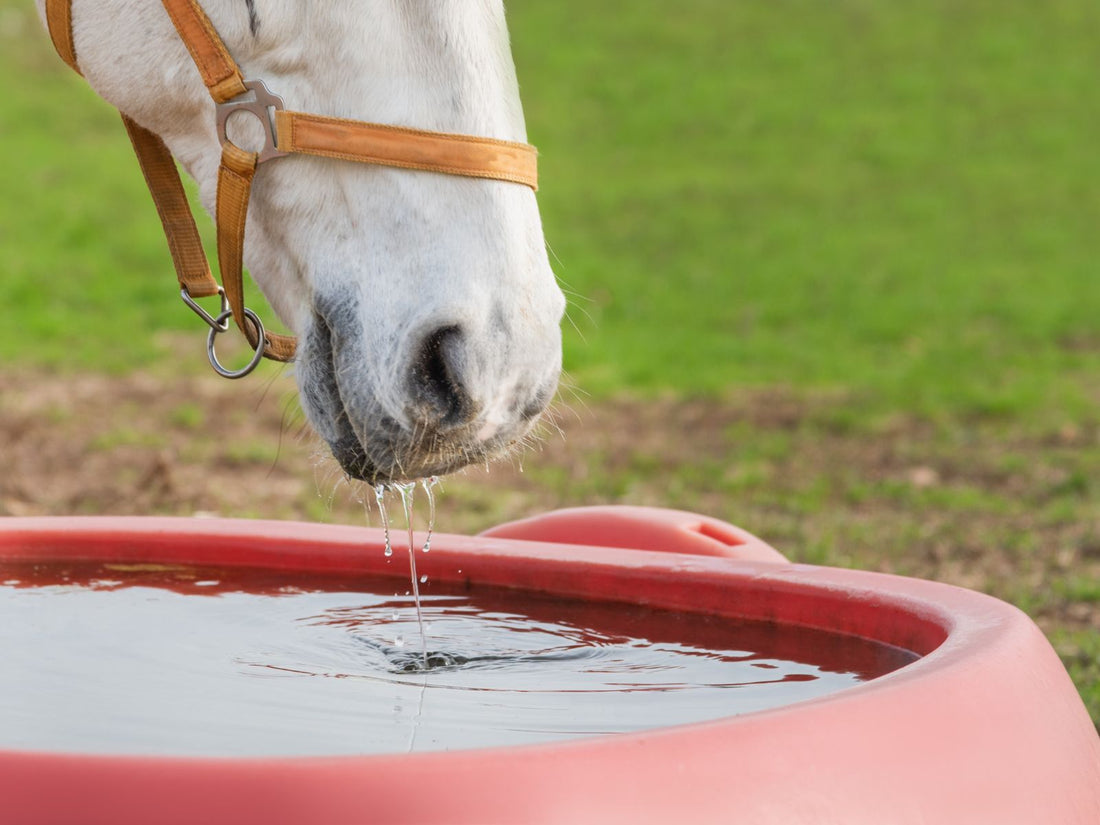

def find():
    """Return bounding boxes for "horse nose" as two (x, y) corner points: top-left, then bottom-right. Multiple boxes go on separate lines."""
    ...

(408, 325), (475, 429)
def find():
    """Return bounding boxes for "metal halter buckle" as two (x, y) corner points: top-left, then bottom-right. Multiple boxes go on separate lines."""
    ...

(215, 79), (289, 164)
(180, 287), (266, 378)
(180, 286), (231, 332)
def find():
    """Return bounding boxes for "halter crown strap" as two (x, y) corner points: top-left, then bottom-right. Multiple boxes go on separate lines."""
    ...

(43, 0), (539, 372)
(159, 0), (247, 103)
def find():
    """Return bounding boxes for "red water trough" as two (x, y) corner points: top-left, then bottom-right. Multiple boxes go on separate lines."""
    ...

(1, 506), (1097, 824)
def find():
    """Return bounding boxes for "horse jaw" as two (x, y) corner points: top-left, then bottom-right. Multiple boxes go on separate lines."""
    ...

(44, 0), (565, 484)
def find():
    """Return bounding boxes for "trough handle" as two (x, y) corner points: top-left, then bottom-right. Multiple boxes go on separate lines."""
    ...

(480, 506), (789, 563)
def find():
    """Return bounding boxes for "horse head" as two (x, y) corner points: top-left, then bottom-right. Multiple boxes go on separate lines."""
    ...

(38, 0), (564, 484)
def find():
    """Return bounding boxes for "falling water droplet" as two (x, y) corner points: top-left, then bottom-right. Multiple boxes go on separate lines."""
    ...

(420, 476), (439, 553)
(374, 484), (393, 558)
(419, 575), (428, 584)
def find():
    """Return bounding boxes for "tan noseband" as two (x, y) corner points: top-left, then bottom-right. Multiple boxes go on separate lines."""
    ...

(44, 0), (539, 375)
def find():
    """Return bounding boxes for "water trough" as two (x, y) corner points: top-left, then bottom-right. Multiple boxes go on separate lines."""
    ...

(1, 506), (1097, 823)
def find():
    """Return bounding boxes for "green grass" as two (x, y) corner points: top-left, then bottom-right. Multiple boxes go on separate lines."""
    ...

(1052, 629), (1100, 727)
(509, 0), (1100, 420)
(2, 0), (1098, 421)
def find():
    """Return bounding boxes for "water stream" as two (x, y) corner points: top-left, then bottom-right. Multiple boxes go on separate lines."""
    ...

(371, 479), (439, 669)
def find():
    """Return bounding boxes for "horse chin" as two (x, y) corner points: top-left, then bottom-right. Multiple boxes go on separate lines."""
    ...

(327, 428), (515, 486)
(319, 394), (532, 485)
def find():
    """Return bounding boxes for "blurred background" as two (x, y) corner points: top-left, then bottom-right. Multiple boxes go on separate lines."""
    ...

(0, 0), (1097, 724)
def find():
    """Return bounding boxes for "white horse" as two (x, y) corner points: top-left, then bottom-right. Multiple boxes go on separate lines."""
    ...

(36, 0), (565, 484)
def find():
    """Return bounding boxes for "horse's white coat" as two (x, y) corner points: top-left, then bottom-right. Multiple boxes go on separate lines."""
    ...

(37, 0), (564, 482)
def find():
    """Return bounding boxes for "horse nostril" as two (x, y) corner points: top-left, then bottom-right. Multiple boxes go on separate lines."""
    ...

(409, 325), (473, 428)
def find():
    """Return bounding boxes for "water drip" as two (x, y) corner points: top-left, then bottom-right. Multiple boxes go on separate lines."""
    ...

(373, 484), (393, 558)
(420, 476), (439, 553)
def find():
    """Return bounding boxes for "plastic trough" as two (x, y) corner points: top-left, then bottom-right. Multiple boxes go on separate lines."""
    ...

(0, 506), (1097, 824)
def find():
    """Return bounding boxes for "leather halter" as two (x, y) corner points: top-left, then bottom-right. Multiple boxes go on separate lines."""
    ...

(44, 0), (539, 376)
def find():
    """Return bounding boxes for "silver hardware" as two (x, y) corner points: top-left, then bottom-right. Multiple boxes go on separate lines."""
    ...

(180, 286), (232, 332)
(215, 79), (289, 164)
(206, 308), (267, 379)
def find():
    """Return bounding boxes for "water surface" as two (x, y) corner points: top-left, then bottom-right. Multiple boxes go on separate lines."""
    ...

(0, 561), (916, 756)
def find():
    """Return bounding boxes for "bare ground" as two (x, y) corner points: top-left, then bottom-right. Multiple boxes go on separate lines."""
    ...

(2, 369), (1098, 724)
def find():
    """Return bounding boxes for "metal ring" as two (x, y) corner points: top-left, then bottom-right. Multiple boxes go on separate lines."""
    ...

(206, 308), (267, 379)
(215, 79), (290, 165)
(181, 287), (231, 333)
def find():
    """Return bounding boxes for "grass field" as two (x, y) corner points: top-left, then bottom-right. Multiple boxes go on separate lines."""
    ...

(1, 1), (1097, 727)
(512, 0), (1100, 420)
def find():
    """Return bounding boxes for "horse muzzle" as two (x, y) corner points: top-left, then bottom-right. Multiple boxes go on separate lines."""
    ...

(296, 293), (560, 485)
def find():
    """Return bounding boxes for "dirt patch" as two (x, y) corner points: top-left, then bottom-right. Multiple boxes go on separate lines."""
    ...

(2, 369), (1098, 723)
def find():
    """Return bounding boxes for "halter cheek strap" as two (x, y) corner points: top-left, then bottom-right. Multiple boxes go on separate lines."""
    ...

(44, 0), (539, 375)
